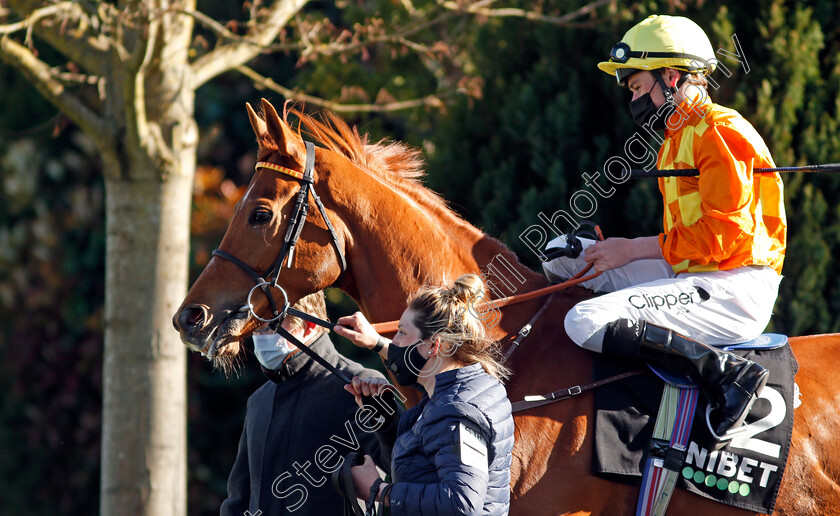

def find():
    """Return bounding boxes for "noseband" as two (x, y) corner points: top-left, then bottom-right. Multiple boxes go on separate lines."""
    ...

(211, 141), (347, 323)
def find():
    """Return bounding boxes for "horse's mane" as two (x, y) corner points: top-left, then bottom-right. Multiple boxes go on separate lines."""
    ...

(289, 109), (423, 180)
(272, 106), (541, 287)
(284, 108), (460, 219)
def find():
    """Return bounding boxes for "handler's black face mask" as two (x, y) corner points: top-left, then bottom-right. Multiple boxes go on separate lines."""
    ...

(385, 341), (429, 386)
(628, 74), (677, 131)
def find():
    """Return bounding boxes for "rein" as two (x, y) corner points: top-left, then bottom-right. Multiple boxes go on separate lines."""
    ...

(272, 311), (353, 384)
(371, 231), (605, 335)
(363, 224), (619, 413)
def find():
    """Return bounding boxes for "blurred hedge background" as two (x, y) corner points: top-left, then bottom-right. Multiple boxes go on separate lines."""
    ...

(2, 0), (840, 514)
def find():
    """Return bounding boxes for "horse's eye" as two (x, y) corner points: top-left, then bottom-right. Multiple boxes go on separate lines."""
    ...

(249, 208), (273, 225)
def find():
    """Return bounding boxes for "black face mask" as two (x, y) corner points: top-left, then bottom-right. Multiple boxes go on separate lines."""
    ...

(385, 341), (429, 386)
(628, 75), (677, 130)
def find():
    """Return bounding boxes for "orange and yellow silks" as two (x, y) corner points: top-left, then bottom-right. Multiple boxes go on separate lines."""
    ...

(656, 96), (786, 274)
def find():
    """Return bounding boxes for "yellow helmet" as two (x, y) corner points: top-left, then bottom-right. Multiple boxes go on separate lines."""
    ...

(598, 15), (716, 85)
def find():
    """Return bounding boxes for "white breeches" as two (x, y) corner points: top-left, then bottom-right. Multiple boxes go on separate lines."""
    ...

(543, 237), (782, 352)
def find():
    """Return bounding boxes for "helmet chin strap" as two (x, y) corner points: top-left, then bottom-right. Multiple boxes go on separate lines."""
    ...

(654, 72), (679, 104)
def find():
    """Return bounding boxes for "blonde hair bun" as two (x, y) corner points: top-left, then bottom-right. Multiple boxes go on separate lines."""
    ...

(408, 274), (509, 380)
(446, 274), (486, 306)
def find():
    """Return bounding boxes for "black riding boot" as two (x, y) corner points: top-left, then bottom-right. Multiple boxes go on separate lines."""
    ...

(602, 318), (769, 437)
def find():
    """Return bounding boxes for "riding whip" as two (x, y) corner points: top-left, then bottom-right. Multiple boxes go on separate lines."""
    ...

(629, 163), (840, 178)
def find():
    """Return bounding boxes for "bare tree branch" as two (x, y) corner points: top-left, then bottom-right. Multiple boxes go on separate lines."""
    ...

(183, 5), (462, 64)
(184, 0), (604, 71)
(398, 0), (418, 16)
(301, 10), (459, 58)
(236, 65), (446, 113)
(190, 0), (310, 90)
(127, 6), (162, 162)
(181, 6), (270, 49)
(49, 67), (100, 84)
(0, 35), (108, 145)
(6, 0), (109, 74)
(180, 7), (301, 52)
(441, 0), (613, 26)
(0, 2), (66, 35)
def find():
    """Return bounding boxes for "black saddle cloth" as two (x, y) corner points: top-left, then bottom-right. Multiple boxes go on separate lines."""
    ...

(592, 344), (798, 514)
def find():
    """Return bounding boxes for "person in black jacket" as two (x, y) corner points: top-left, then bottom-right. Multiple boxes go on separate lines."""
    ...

(220, 291), (385, 516)
(334, 274), (514, 516)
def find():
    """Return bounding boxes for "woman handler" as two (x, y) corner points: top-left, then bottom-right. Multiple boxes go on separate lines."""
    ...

(334, 274), (514, 515)
(544, 15), (786, 438)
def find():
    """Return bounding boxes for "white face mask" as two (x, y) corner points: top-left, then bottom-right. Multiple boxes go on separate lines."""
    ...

(253, 332), (294, 371)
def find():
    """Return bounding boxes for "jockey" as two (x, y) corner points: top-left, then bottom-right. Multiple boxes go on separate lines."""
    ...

(546, 15), (786, 437)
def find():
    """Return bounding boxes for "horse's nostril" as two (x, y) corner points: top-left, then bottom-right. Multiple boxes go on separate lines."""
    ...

(176, 305), (207, 332)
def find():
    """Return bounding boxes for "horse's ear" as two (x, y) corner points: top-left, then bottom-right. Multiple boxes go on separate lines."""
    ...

(246, 102), (267, 141)
(261, 98), (305, 163)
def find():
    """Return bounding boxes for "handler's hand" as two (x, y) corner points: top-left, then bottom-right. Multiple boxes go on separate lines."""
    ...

(334, 311), (380, 350)
(344, 375), (393, 408)
(583, 237), (634, 272)
(350, 455), (381, 500)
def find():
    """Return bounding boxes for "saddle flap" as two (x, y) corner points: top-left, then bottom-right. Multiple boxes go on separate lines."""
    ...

(722, 333), (788, 351)
(647, 365), (696, 389)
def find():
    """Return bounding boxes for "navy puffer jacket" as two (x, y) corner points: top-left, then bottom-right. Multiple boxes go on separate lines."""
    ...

(378, 362), (514, 516)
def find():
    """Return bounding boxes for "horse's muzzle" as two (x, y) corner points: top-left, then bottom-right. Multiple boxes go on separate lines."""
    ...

(173, 304), (209, 334)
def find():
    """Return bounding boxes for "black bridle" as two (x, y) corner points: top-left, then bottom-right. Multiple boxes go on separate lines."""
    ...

(212, 141), (346, 320)
(210, 141), (352, 381)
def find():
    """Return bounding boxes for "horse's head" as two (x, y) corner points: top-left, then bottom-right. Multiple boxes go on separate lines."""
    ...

(173, 99), (347, 364)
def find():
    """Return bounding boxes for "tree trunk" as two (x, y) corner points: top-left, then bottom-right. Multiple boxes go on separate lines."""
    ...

(100, 160), (193, 515)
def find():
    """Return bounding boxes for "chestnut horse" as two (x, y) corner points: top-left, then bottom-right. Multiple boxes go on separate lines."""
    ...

(174, 99), (840, 515)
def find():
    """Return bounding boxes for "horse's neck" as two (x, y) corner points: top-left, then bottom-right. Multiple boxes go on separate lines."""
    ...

(332, 169), (545, 324)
